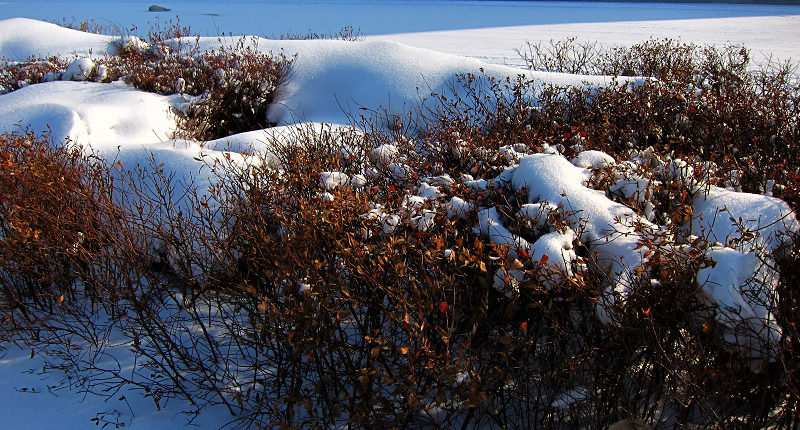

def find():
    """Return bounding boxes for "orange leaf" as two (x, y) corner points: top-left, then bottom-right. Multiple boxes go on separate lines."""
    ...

(539, 254), (549, 264)
(398, 346), (409, 355)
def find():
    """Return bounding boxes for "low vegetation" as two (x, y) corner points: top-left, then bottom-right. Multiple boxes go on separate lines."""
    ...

(0, 26), (798, 429)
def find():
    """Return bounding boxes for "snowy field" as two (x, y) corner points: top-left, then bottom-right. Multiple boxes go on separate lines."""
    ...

(1, 1), (799, 428)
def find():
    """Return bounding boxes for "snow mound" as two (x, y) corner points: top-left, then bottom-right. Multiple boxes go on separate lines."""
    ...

(572, 150), (615, 169)
(0, 81), (176, 150)
(509, 153), (648, 297)
(0, 18), (117, 61)
(698, 247), (781, 367)
(186, 36), (623, 126)
(692, 186), (800, 253)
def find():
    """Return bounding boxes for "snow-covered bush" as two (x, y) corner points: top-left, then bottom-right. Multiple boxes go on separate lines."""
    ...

(0, 56), (68, 94)
(0, 20), (292, 140)
(100, 25), (292, 140)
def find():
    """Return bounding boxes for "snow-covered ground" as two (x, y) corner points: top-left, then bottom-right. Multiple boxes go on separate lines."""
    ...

(1, 2), (799, 427)
(373, 15), (800, 68)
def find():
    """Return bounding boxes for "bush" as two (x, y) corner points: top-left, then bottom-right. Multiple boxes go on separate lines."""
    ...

(0, 129), (119, 342)
(505, 38), (800, 210)
(276, 25), (363, 41)
(0, 56), (69, 94)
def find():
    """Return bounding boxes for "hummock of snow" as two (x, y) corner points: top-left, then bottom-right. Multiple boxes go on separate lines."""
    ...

(62, 57), (95, 81)
(0, 80), (176, 150)
(572, 150), (615, 169)
(509, 153), (648, 297)
(189, 35), (621, 126)
(320, 171), (350, 190)
(0, 18), (117, 61)
(697, 247), (781, 367)
(692, 185), (800, 253)
(530, 228), (580, 283)
(447, 196), (473, 220)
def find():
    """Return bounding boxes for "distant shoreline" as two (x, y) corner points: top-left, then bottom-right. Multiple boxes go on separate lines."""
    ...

(492, 0), (800, 4)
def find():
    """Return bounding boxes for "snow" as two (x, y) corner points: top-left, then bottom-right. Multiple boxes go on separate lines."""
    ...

(196, 37), (613, 126)
(320, 171), (350, 190)
(530, 228), (580, 285)
(573, 150), (615, 170)
(375, 15), (800, 69)
(692, 185), (800, 253)
(510, 153), (647, 294)
(697, 247), (781, 367)
(0, 80), (176, 149)
(1, 4), (799, 427)
(0, 18), (117, 61)
(62, 57), (95, 81)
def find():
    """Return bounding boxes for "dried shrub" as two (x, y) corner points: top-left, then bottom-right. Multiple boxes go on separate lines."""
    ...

(508, 38), (800, 211)
(405, 40), (800, 427)
(100, 24), (292, 141)
(0, 129), (118, 340)
(276, 25), (363, 41)
(0, 56), (69, 94)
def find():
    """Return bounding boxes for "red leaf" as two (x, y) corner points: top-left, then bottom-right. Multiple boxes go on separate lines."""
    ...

(437, 301), (449, 313)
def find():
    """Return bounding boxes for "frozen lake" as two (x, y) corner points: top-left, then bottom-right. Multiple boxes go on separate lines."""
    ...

(1, 0), (799, 37)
